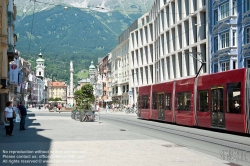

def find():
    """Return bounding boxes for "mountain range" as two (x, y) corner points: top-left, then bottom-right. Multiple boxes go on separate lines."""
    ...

(14, 0), (154, 84)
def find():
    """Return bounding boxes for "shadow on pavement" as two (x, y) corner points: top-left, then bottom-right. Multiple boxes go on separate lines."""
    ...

(0, 112), (51, 166)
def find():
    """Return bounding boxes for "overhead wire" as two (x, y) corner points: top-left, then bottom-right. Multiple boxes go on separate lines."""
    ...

(109, 1), (247, 80)
(24, 1), (247, 82)
(27, 0), (36, 55)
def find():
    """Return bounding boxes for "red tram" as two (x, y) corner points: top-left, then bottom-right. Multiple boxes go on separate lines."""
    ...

(137, 68), (250, 134)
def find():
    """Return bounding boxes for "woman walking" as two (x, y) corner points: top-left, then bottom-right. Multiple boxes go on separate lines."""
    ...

(4, 101), (14, 136)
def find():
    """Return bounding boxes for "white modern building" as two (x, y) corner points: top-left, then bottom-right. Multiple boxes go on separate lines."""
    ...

(110, 21), (139, 106)
(129, 0), (209, 104)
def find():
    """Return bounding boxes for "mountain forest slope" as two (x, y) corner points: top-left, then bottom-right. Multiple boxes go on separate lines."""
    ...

(15, 6), (144, 83)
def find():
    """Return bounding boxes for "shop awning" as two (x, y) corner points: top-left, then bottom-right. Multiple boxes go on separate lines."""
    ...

(104, 99), (112, 102)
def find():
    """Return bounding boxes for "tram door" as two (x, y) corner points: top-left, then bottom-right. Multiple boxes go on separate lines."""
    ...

(158, 93), (165, 120)
(210, 87), (225, 128)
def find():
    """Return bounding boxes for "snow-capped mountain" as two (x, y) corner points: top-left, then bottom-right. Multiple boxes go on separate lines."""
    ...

(15, 0), (154, 16)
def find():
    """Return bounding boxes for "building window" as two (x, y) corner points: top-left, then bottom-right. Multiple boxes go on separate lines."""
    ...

(247, 59), (250, 68)
(246, 0), (250, 12)
(233, 31), (236, 46)
(214, 10), (218, 25)
(214, 63), (218, 73)
(220, 3), (229, 19)
(214, 37), (218, 52)
(221, 32), (229, 48)
(39, 72), (41, 76)
(232, 0), (237, 15)
(246, 27), (250, 44)
(221, 62), (230, 71)
(233, 61), (236, 69)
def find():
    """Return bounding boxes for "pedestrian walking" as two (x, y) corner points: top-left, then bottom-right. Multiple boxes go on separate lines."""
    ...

(18, 101), (27, 131)
(112, 104), (114, 113)
(106, 104), (109, 114)
(4, 101), (15, 136)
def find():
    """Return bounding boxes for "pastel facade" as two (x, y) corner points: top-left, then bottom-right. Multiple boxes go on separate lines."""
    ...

(210, 0), (250, 72)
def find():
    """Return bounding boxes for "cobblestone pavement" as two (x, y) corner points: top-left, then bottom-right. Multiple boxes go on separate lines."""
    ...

(0, 108), (231, 166)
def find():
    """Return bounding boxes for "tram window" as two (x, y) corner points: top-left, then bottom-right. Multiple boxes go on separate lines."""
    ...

(227, 82), (241, 113)
(165, 93), (171, 110)
(199, 90), (208, 112)
(152, 93), (157, 109)
(137, 96), (141, 109)
(211, 87), (224, 113)
(142, 95), (149, 109)
(177, 92), (191, 110)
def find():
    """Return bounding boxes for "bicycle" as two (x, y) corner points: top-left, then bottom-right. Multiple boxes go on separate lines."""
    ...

(80, 112), (95, 122)
(125, 107), (131, 114)
(118, 107), (123, 112)
(130, 107), (134, 114)
(134, 108), (138, 115)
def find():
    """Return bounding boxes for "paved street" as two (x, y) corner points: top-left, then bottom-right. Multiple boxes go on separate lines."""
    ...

(0, 108), (248, 166)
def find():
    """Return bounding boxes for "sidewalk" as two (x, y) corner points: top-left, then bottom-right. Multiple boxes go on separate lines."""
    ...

(0, 108), (230, 166)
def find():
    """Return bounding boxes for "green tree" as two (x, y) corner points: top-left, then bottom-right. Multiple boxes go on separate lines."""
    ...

(74, 84), (95, 111)
(54, 98), (62, 101)
(48, 98), (54, 101)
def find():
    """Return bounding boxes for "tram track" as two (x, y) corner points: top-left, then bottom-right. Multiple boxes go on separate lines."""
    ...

(101, 115), (250, 152)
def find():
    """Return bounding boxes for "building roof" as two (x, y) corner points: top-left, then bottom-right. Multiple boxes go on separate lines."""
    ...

(49, 82), (67, 87)
(98, 58), (103, 63)
(36, 58), (45, 62)
(89, 61), (95, 70)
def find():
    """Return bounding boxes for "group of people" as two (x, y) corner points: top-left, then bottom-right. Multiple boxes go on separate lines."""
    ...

(4, 101), (27, 136)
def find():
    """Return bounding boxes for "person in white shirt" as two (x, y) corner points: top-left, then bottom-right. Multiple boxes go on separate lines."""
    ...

(235, 101), (240, 108)
(106, 104), (109, 114)
(4, 101), (14, 136)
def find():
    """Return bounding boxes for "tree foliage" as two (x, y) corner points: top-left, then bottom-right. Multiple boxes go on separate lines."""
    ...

(48, 97), (62, 101)
(74, 84), (95, 111)
(54, 97), (62, 101)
